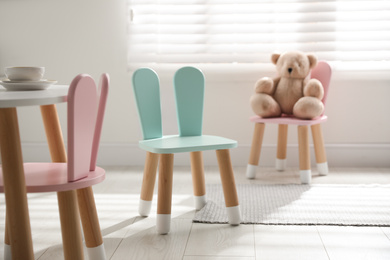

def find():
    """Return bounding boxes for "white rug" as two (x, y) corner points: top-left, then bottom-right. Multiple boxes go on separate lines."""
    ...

(193, 184), (390, 226)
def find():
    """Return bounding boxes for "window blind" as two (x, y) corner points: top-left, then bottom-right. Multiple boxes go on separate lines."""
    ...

(127, 0), (390, 72)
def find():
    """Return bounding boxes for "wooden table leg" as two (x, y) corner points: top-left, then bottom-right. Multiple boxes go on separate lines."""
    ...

(40, 104), (67, 162)
(4, 213), (11, 259)
(41, 104), (84, 260)
(0, 107), (34, 259)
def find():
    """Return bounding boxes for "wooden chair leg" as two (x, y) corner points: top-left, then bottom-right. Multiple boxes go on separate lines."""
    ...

(57, 190), (84, 260)
(0, 108), (34, 260)
(139, 152), (159, 216)
(190, 151), (206, 210)
(77, 187), (106, 260)
(298, 125), (311, 184)
(156, 154), (174, 234)
(247, 123), (265, 179)
(311, 124), (328, 176)
(216, 149), (241, 225)
(41, 104), (84, 259)
(276, 124), (288, 171)
(4, 213), (11, 260)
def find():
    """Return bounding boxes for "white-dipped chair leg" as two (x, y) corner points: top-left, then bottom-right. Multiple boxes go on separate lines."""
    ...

(190, 151), (207, 211)
(317, 162), (328, 176)
(226, 205), (241, 226)
(139, 199), (152, 217)
(247, 123), (265, 179)
(275, 158), (287, 171)
(300, 170), (312, 184)
(4, 244), (11, 260)
(156, 214), (171, 235)
(87, 243), (106, 260)
(216, 149), (241, 226)
(194, 195), (206, 210)
(156, 154), (174, 235)
(246, 164), (257, 179)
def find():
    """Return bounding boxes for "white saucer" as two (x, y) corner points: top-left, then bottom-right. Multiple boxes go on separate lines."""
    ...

(1, 78), (50, 83)
(0, 79), (57, 91)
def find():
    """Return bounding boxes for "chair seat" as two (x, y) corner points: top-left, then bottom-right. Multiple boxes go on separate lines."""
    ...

(250, 114), (328, 126)
(139, 134), (237, 154)
(0, 163), (105, 193)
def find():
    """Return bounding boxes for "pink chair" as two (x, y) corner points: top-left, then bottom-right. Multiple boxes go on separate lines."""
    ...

(246, 61), (332, 184)
(0, 74), (109, 259)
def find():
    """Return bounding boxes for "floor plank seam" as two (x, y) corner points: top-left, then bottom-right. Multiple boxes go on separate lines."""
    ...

(316, 226), (331, 260)
(252, 224), (257, 259)
(182, 220), (194, 258)
(380, 227), (390, 241)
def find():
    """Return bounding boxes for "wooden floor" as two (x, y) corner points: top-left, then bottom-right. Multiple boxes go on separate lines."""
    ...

(1, 166), (390, 260)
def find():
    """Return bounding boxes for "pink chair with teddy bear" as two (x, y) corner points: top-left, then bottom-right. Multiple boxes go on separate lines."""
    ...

(246, 51), (332, 184)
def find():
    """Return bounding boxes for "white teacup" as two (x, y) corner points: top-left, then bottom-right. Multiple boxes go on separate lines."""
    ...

(5, 67), (45, 81)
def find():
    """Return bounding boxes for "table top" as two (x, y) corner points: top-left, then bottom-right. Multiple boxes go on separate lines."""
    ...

(0, 85), (69, 108)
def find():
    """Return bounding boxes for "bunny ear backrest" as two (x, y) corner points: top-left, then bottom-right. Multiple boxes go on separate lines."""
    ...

(90, 73), (109, 171)
(310, 61), (332, 107)
(132, 68), (163, 140)
(68, 74), (98, 181)
(174, 67), (205, 136)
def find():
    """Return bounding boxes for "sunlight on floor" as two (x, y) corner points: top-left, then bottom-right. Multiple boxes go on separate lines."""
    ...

(0, 166), (389, 259)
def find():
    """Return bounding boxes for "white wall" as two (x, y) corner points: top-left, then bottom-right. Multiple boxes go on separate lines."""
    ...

(1, 0), (389, 167)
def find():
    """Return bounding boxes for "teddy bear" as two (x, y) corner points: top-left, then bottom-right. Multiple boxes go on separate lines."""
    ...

(250, 51), (324, 120)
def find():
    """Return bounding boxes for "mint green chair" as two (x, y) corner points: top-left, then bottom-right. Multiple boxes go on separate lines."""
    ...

(132, 67), (241, 234)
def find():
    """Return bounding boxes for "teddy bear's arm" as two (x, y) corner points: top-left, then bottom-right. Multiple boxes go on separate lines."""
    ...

(254, 76), (280, 95)
(303, 79), (324, 100)
(273, 77), (280, 91)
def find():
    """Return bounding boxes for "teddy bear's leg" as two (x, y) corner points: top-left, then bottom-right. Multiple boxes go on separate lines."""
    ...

(250, 93), (281, 118)
(276, 124), (288, 171)
(298, 125), (311, 184)
(293, 97), (324, 120)
(246, 123), (265, 179)
(311, 124), (328, 176)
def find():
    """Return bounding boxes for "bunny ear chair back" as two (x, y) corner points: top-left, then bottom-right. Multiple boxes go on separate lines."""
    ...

(1, 73), (110, 260)
(132, 67), (241, 234)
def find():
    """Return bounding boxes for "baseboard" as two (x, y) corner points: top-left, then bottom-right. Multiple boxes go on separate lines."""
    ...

(16, 142), (390, 168)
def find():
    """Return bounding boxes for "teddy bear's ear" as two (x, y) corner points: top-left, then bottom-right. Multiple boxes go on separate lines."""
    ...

(307, 54), (318, 69)
(271, 53), (281, 65)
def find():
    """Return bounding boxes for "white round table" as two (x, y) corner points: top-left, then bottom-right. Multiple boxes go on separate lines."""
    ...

(0, 85), (68, 108)
(0, 85), (75, 259)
